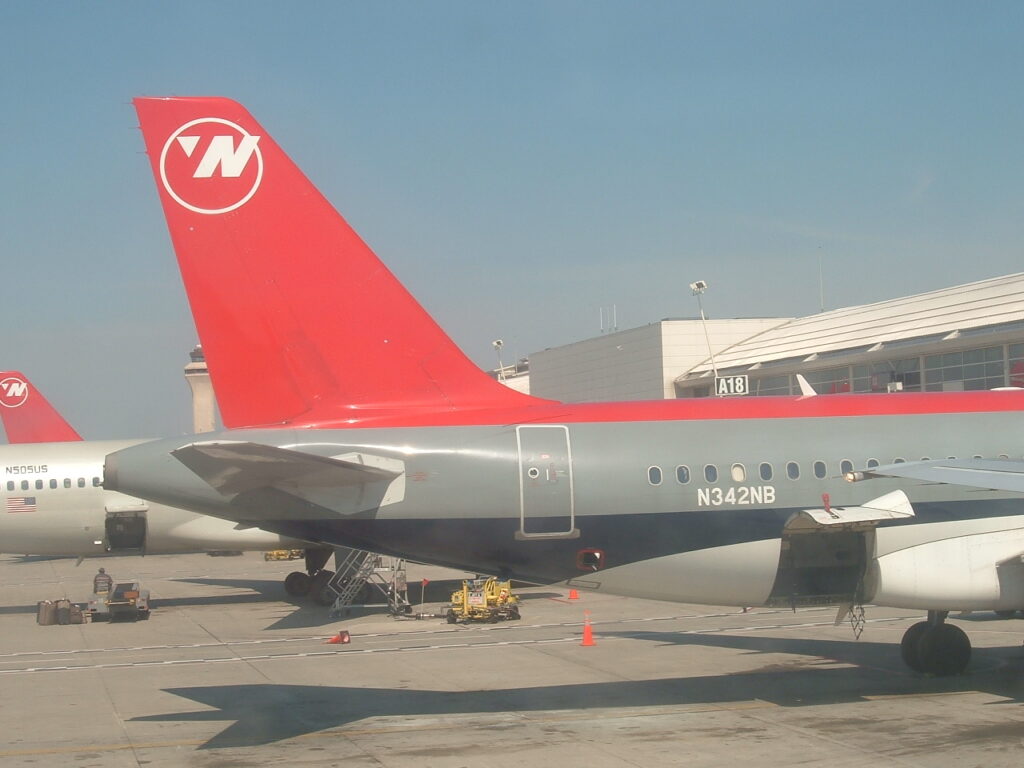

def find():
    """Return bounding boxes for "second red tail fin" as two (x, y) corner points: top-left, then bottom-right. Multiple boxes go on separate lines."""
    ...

(0, 372), (83, 443)
(133, 97), (546, 428)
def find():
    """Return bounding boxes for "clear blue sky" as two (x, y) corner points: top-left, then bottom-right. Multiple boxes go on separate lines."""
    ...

(2, 2), (1023, 438)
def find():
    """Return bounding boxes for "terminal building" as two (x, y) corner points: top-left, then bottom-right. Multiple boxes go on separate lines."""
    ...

(511, 273), (1024, 401)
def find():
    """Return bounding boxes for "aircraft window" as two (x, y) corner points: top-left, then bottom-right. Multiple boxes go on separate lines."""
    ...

(92, 477), (101, 487)
(675, 465), (690, 484)
(704, 464), (718, 483)
(77, 478), (85, 488)
(786, 462), (800, 480)
(972, 454), (983, 459)
(866, 458), (879, 468)
(840, 459), (853, 475)
(893, 458), (906, 464)
(647, 466), (663, 486)
(35, 479), (43, 490)
(63, 478), (71, 488)
(5, 481), (12, 491)
(920, 457), (930, 462)
(947, 456), (956, 460)
(20, 480), (29, 491)
(813, 461), (826, 479)
(999, 454), (1009, 459)
(731, 463), (746, 482)
(49, 479), (57, 489)
(759, 462), (773, 481)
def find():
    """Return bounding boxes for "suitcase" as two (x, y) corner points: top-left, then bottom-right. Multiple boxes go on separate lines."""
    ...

(69, 604), (84, 625)
(55, 598), (72, 626)
(36, 600), (56, 626)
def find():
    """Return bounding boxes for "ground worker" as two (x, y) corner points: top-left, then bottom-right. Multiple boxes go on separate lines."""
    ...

(93, 567), (113, 594)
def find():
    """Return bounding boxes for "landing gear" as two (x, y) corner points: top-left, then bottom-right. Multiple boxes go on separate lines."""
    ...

(900, 611), (971, 676)
(284, 571), (312, 597)
(309, 569), (336, 606)
(283, 548), (334, 600)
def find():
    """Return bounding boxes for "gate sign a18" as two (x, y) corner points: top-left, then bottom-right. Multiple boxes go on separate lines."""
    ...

(715, 375), (749, 396)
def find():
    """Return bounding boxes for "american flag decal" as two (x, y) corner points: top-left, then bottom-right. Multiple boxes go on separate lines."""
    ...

(6, 496), (37, 513)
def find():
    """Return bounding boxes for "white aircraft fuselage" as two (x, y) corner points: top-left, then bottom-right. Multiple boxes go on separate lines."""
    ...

(2, 439), (299, 557)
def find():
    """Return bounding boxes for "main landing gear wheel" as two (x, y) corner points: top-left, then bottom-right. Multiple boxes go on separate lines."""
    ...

(900, 621), (930, 672)
(284, 571), (312, 597)
(900, 619), (971, 676)
(310, 570), (336, 606)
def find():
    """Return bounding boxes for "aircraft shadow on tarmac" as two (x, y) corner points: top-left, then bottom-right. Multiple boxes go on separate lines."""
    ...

(133, 632), (1024, 750)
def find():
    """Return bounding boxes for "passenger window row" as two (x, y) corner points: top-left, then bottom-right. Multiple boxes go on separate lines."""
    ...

(646, 456), (1004, 486)
(5, 477), (100, 492)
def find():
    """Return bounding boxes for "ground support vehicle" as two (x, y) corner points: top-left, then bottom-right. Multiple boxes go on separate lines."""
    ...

(446, 578), (520, 623)
(88, 581), (150, 622)
(264, 549), (305, 561)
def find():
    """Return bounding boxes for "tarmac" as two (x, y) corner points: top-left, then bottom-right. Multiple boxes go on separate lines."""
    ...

(1, 551), (1023, 767)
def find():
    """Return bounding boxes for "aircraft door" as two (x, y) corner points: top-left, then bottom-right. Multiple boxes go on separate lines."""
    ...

(515, 425), (579, 540)
(105, 511), (147, 552)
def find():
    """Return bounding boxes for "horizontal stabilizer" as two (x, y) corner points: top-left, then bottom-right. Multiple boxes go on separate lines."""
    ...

(171, 441), (401, 497)
(854, 458), (1024, 494)
(789, 490), (914, 531)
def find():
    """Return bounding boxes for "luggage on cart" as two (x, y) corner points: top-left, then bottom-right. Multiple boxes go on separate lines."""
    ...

(36, 600), (56, 626)
(55, 598), (72, 625)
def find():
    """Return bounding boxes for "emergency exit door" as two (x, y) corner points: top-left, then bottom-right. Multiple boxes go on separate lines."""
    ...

(515, 425), (578, 540)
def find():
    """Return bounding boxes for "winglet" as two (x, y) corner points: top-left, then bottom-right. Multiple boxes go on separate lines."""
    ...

(0, 371), (83, 443)
(132, 97), (548, 429)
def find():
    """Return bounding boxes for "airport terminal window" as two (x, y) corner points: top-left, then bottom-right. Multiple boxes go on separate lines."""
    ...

(49, 479), (57, 489)
(854, 358), (921, 393)
(840, 459), (854, 475)
(77, 478), (85, 488)
(647, 466), (663, 486)
(704, 464), (718, 483)
(925, 347), (1004, 391)
(731, 463), (746, 482)
(805, 367), (851, 395)
(675, 465), (690, 484)
(813, 461), (826, 479)
(786, 461), (800, 480)
(759, 462), (773, 481)
(753, 375), (791, 396)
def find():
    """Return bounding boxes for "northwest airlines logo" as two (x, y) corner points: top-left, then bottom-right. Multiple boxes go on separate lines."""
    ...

(159, 118), (263, 214)
(0, 377), (28, 408)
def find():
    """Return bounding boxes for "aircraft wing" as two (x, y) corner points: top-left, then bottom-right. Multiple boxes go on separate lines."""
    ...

(172, 441), (402, 496)
(853, 458), (1024, 494)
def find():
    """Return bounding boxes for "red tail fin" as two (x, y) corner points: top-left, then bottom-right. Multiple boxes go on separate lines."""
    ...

(0, 372), (83, 443)
(133, 97), (544, 428)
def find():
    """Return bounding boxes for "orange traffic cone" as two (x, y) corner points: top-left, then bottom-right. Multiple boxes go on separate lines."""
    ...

(568, 589), (579, 600)
(324, 630), (351, 645)
(580, 611), (595, 647)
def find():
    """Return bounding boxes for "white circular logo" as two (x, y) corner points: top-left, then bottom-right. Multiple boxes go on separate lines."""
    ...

(0, 376), (29, 408)
(159, 117), (263, 215)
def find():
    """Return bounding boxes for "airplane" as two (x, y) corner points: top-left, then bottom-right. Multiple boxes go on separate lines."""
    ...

(0, 370), (335, 599)
(103, 96), (1024, 676)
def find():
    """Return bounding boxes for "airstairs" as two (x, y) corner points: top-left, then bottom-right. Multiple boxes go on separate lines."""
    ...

(327, 547), (410, 617)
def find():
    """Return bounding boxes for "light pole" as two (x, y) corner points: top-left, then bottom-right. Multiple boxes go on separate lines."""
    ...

(493, 339), (505, 381)
(689, 280), (719, 385)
